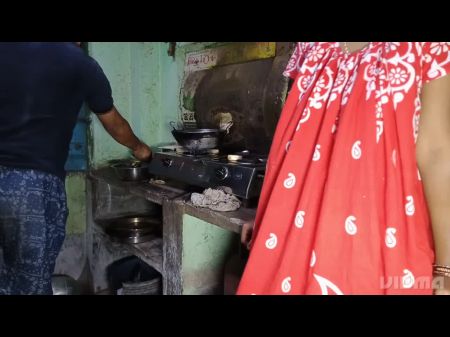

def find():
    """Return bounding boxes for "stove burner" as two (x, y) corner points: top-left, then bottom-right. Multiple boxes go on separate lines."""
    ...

(227, 157), (267, 166)
(227, 154), (243, 162)
(224, 152), (267, 166)
(208, 149), (220, 155)
(167, 149), (268, 166)
(174, 147), (220, 157)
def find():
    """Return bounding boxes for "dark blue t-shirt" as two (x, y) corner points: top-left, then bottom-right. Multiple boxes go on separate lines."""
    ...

(0, 42), (114, 179)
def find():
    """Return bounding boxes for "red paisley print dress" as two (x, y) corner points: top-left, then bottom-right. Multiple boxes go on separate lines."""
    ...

(237, 42), (450, 295)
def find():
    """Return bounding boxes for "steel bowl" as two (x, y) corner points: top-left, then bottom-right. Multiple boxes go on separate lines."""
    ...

(111, 161), (150, 181)
(100, 216), (162, 244)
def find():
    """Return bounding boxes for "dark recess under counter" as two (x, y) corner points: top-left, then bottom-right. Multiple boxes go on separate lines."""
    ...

(88, 167), (256, 294)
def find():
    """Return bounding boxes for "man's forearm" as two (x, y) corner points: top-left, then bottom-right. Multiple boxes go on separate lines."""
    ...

(97, 106), (152, 162)
(106, 118), (142, 151)
(97, 106), (143, 152)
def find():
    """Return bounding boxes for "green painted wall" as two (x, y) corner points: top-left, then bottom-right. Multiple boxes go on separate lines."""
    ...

(182, 214), (236, 295)
(87, 42), (182, 166)
(65, 173), (87, 234)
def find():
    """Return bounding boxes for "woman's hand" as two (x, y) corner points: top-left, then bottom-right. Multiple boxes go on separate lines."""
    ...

(241, 220), (255, 250)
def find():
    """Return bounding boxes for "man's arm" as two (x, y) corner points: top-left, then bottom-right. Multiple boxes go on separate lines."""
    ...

(96, 105), (152, 161)
(416, 74), (450, 294)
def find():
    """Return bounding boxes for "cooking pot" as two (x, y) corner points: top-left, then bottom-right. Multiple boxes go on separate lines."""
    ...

(170, 121), (232, 152)
(111, 160), (150, 181)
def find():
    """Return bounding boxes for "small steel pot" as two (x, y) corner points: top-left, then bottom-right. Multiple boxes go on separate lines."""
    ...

(111, 161), (150, 181)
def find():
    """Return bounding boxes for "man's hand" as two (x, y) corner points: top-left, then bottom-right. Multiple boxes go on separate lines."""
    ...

(241, 220), (255, 250)
(133, 142), (152, 162)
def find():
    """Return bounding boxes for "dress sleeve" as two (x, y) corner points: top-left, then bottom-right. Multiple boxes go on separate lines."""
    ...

(283, 42), (313, 79)
(421, 42), (450, 83)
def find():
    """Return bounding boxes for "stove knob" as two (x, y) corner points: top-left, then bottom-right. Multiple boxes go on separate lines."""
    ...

(162, 158), (173, 167)
(234, 172), (243, 180)
(215, 167), (229, 180)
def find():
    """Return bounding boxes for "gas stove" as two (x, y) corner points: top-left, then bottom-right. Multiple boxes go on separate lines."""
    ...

(147, 148), (266, 207)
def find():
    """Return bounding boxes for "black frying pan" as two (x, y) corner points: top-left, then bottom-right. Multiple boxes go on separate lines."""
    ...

(170, 121), (232, 152)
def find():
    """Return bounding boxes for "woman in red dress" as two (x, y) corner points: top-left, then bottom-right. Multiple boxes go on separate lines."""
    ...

(237, 42), (450, 295)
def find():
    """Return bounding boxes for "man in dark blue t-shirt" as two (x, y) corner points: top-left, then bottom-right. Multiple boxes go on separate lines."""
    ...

(0, 42), (152, 295)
